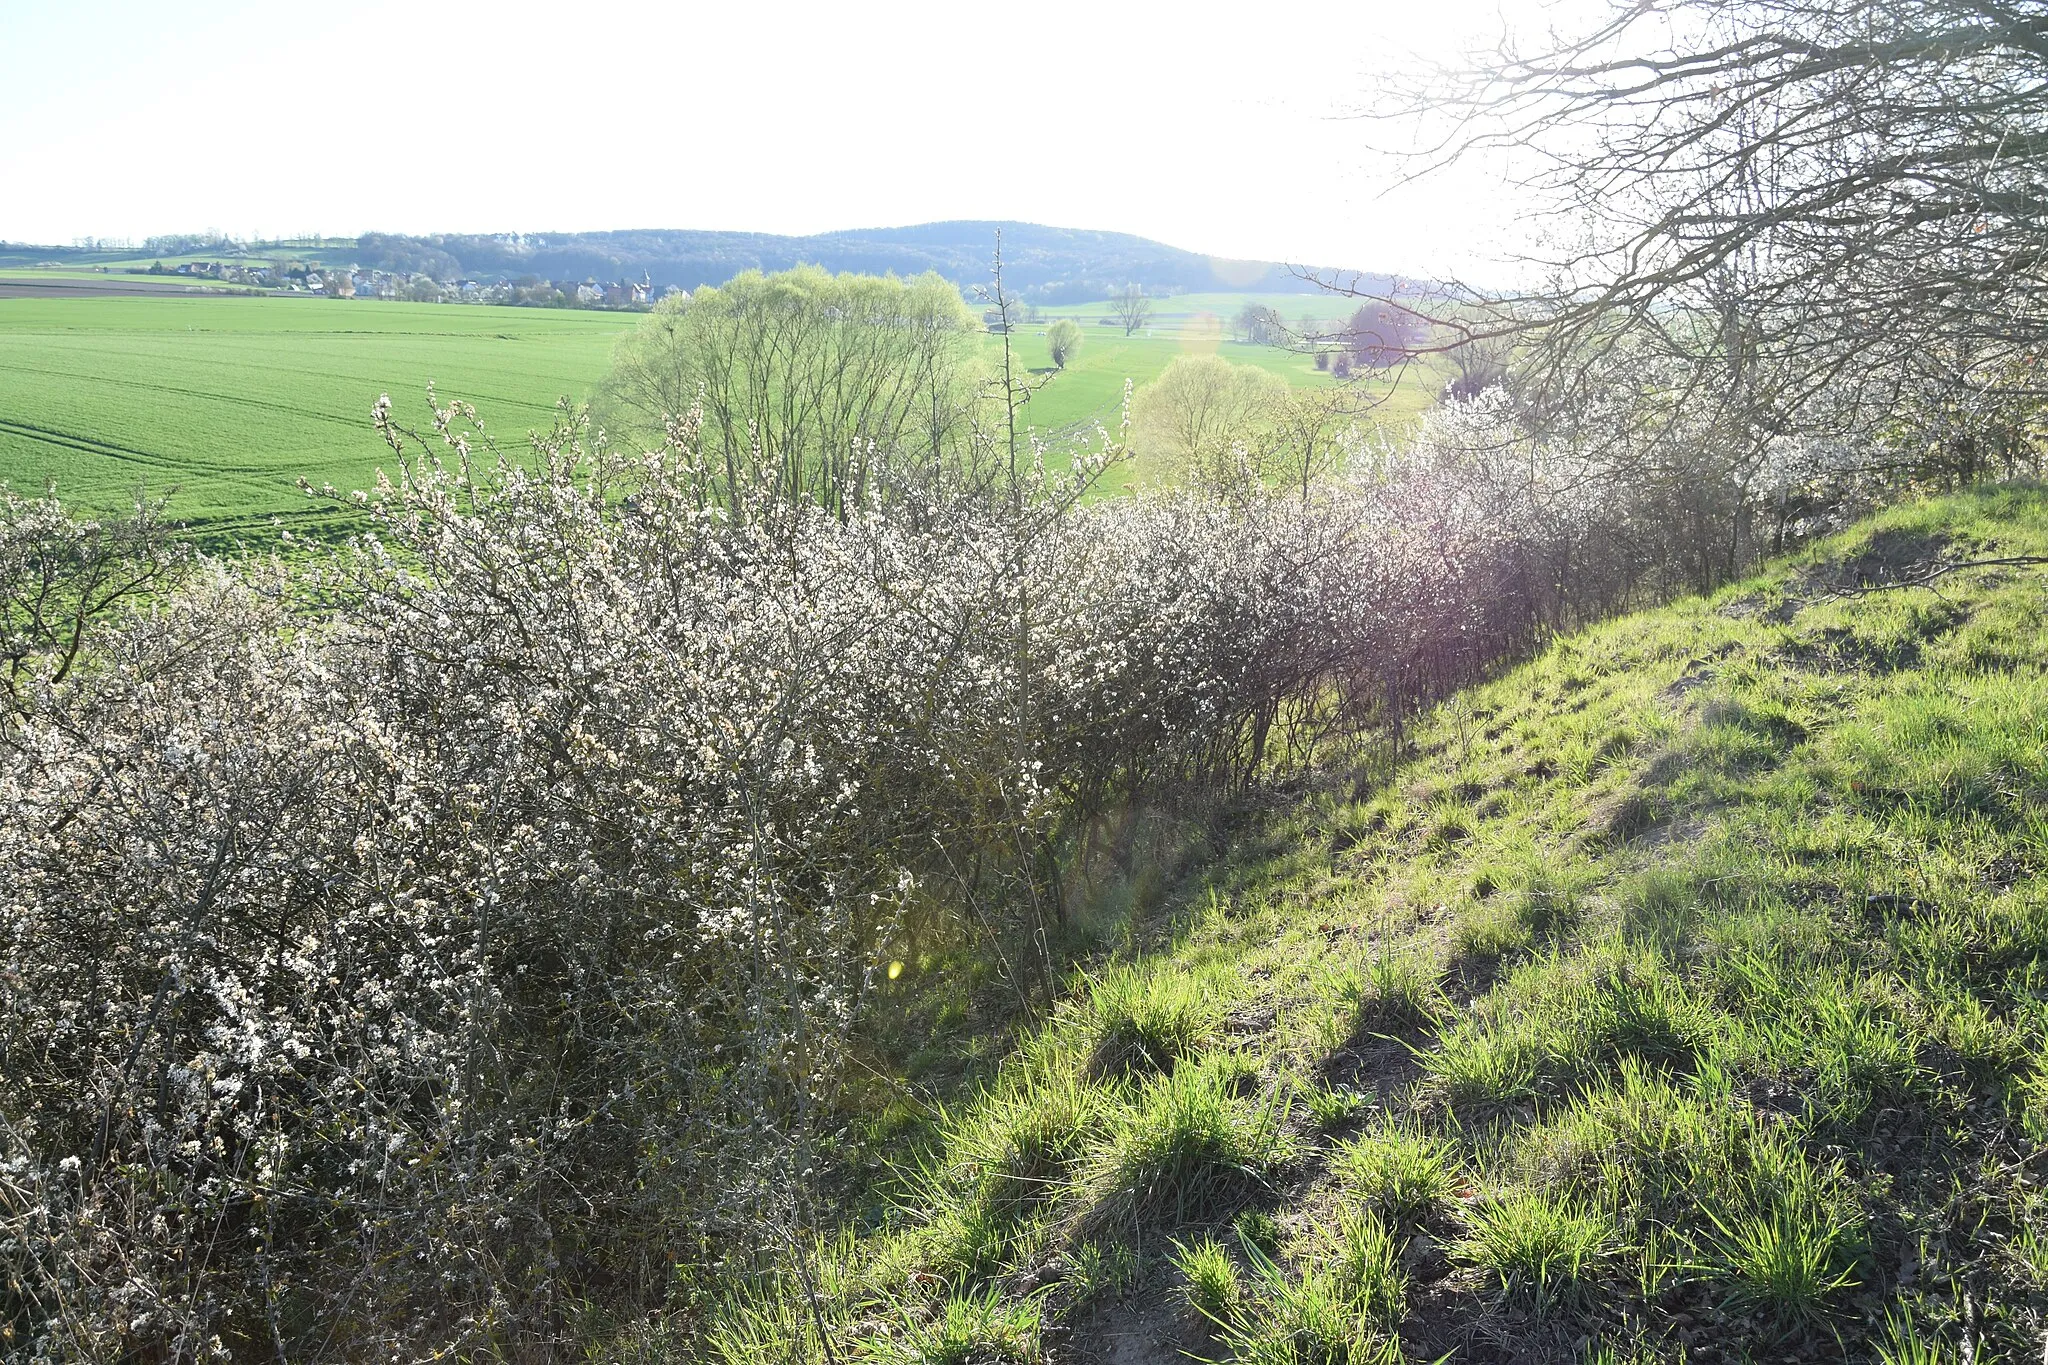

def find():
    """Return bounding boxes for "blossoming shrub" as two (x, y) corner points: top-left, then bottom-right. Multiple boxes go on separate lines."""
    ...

(0, 401), (1534, 1360)
(1393, 379), (1907, 620)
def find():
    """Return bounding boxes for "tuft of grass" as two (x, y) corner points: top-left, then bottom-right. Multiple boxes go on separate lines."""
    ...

(1618, 866), (1700, 953)
(1170, 1234), (1243, 1324)
(1515, 1059), (1731, 1215)
(1455, 1191), (1614, 1309)
(1597, 788), (1667, 843)
(1426, 952), (1717, 1112)
(703, 1239), (866, 1365)
(1691, 1121), (1867, 1320)
(1330, 1208), (1406, 1327)
(1452, 895), (1537, 963)
(1064, 1238), (1138, 1302)
(872, 1287), (1045, 1364)
(1083, 966), (1217, 1079)
(1874, 1308), (1957, 1365)
(1333, 1126), (1458, 1230)
(1301, 1080), (1370, 1131)
(956, 1075), (1101, 1221)
(1459, 860), (1587, 961)
(919, 1200), (1016, 1286)
(1234, 1208), (1284, 1258)
(1336, 948), (1446, 1030)
(1215, 1242), (1404, 1365)
(2010, 1211), (2048, 1286)
(1706, 1206), (1860, 1321)
(1086, 1056), (1293, 1229)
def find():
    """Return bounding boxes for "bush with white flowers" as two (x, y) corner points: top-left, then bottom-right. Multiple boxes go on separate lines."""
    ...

(0, 396), (1539, 1361)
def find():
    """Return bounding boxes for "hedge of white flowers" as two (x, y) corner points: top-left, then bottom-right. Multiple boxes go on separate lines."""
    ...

(0, 397), (1541, 1362)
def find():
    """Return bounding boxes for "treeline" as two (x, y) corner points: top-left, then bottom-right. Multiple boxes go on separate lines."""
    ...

(353, 222), (1387, 301)
(140, 233), (244, 257)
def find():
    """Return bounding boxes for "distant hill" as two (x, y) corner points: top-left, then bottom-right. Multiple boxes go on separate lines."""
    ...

(351, 221), (1386, 303)
(0, 222), (1397, 304)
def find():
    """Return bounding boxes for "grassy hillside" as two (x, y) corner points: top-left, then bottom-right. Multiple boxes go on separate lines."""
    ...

(704, 484), (2048, 1362)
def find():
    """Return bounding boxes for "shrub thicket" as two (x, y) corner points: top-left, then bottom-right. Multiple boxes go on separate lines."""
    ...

(2, 342), (2027, 1356)
(0, 390), (1542, 1360)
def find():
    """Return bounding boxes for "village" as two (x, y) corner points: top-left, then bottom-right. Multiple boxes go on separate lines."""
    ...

(142, 256), (675, 309)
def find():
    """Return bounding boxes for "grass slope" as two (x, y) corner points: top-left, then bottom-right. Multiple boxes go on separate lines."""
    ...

(703, 484), (2048, 1364)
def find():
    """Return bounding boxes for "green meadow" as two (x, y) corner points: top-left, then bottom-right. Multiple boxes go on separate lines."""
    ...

(1006, 325), (1441, 472)
(1034, 289), (1367, 334)
(0, 295), (635, 538)
(0, 292), (1441, 536)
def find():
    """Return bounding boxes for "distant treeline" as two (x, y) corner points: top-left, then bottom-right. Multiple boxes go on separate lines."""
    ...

(1, 223), (1400, 304)
(353, 222), (1391, 301)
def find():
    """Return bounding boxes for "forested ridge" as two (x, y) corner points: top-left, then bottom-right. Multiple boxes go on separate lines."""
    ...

(357, 222), (1376, 301)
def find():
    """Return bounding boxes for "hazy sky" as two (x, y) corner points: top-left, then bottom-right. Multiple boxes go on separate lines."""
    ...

(0, 0), (1529, 276)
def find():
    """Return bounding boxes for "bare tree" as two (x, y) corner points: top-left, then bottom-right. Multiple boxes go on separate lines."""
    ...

(1234, 302), (1286, 346)
(1442, 333), (1510, 402)
(1269, 386), (1364, 501)
(1345, 301), (1427, 369)
(1387, 0), (2048, 422)
(1276, 0), (2048, 596)
(1109, 284), (1153, 335)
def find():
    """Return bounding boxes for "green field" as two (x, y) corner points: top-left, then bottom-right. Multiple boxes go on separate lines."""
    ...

(0, 268), (164, 281)
(0, 295), (636, 538)
(1002, 324), (1443, 478)
(1034, 289), (1366, 335)
(0, 269), (268, 298)
(0, 292), (1442, 535)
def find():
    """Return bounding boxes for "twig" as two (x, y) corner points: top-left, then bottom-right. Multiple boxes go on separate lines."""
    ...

(1825, 554), (2048, 597)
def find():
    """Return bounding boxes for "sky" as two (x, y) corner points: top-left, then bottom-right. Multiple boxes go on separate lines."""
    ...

(0, 0), (1533, 278)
